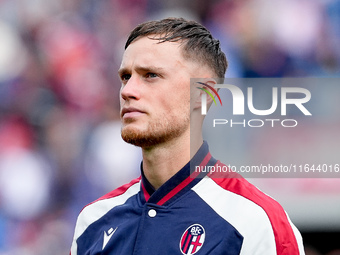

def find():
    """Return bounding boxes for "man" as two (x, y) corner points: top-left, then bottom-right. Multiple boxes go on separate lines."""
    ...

(70, 18), (305, 254)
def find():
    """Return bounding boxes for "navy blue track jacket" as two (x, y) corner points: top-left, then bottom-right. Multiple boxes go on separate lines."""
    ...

(70, 142), (304, 254)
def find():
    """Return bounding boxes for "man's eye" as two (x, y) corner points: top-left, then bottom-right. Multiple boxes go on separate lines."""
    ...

(146, 73), (158, 78)
(121, 74), (131, 81)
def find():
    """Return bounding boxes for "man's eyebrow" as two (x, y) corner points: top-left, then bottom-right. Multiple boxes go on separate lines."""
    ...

(118, 66), (165, 76)
(118, 67), (129, 77)
(135, 65), (165, 73)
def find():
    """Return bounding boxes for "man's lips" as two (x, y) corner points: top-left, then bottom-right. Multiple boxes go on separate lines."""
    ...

(121, 107), (146, 119)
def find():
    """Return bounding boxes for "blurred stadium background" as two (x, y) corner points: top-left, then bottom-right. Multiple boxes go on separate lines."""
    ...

(0, 0), (339, 254)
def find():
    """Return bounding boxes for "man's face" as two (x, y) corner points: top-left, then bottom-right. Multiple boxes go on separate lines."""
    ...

(118, 36), (197, 148)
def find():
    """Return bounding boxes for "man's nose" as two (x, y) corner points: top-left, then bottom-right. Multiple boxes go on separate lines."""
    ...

(120, 76), (141, 101)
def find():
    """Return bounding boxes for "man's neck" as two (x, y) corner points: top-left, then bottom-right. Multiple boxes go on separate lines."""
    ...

(141, 135), (203, 190)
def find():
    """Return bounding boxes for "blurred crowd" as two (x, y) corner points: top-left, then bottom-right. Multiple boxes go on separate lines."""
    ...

(0, 0), (339, 254)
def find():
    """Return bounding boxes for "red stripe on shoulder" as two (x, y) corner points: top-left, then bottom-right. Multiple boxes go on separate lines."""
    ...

(81, 177), (141, 211)
(210, 163), (299, 255)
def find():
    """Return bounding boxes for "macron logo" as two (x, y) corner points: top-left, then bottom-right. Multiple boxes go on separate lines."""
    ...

(102, 227), (118, 250)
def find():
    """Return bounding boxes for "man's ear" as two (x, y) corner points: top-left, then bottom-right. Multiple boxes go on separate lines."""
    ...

(192, 78), (217, 110)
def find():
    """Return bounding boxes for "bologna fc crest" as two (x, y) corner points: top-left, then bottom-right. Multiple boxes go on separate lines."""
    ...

(180, 224), (205, 255)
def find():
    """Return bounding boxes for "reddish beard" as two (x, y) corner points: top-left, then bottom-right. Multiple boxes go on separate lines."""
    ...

(121, 116), (189, 148)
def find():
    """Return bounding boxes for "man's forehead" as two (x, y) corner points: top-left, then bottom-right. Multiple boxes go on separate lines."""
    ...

(124, 37), (183, 58)
(119, 37), (185, 70)
(127, 34), (182, 47)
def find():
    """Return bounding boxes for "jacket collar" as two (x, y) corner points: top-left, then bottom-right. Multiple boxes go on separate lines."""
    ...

(140, 141), (217, 206)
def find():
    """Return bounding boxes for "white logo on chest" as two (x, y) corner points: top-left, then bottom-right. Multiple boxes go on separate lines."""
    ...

(102, 227), (118, 250)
